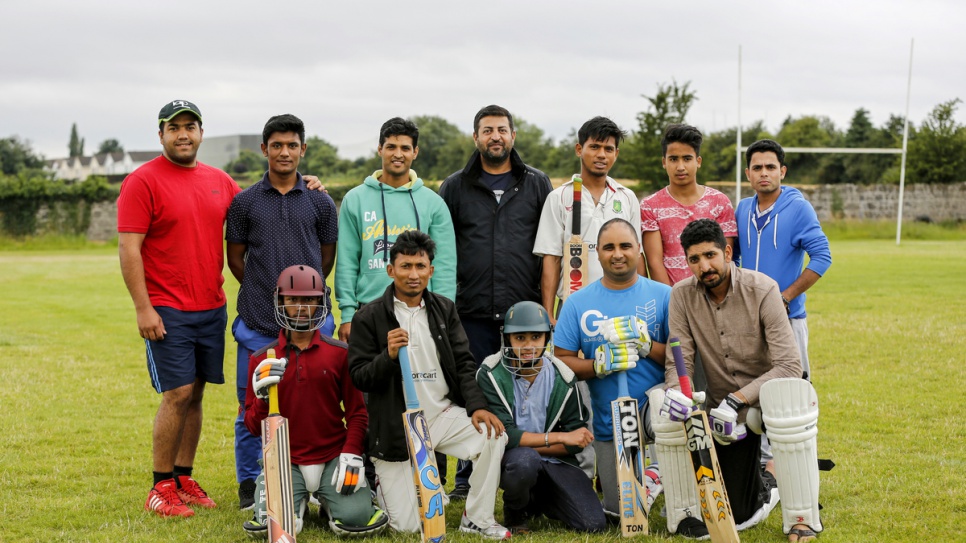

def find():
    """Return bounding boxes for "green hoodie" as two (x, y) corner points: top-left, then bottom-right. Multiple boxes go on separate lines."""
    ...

(335, 170), (456, 323)
(477, 351), (589, 468)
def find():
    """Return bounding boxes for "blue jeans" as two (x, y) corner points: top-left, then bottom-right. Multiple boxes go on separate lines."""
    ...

(500, 447), (606, 532)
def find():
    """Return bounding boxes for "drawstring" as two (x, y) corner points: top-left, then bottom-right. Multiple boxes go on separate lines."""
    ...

(408, 189), (421, 230)
(772, 213), (779, 249)
(378, 183), (422, 263)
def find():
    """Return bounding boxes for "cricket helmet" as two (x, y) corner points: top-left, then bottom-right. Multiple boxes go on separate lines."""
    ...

(274, 265), (327, 331)
(500, 301), (553, 375)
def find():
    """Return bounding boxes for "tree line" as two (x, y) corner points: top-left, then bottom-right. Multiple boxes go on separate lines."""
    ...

(3, 85), (964, 188)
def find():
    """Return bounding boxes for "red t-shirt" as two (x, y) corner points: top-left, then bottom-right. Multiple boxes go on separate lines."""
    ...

(244, 333), (368, 465)
(117, 156), (240, 311)
(640, 186), (737, 284)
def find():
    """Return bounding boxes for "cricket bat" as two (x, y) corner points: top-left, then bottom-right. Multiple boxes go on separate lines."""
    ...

(669, 338), (739, 543)
(398, 346), (446, 543)
(261, 347), (297, 543)
(564, 177), (590, 300)
(611, 371), (649, 536)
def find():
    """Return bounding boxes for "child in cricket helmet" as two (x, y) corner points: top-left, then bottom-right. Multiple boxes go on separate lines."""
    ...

(501, 301), (553, 377)
(274, 265), (328, 332)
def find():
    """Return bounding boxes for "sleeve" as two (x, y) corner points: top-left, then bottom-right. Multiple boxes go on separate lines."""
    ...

(556, 375), (590, 456)
(242, 352), (270, 436)
(335, 194), (362, 323)
(715, 192), (738, 237)
(346, 308), (399, 393)
(640, 195), (659, 233)
(225, 192), (249, 244)
(553, 297), (581, 352)
(736, 284), (803, 404)
(428, 198), (457, 301)
(476, 367), (523, 449)
(627, 189), (643, 244)
(116, 173), (152, 233)
(666, 285), (696, 388)
(732, 199), (750, 267)
(532, 187), (565, 257)
(317, 193), (339, 245)
(446, 303), (489, 414)
(796, 202), (832, 277)
(339, 352), (368, 456)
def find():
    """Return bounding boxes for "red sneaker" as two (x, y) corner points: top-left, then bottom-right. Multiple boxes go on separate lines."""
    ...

(145, 479), (194, 517)
(176, 475), (217, 508)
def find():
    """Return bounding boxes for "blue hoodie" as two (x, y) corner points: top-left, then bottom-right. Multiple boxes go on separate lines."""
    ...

(734, 186), (831, 318)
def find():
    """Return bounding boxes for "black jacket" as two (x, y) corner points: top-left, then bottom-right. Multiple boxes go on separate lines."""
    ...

(347, 284), (488, 462)
(439, 149), (553, 320)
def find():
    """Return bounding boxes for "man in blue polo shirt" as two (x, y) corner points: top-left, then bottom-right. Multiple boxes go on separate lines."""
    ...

(225, 114), (339, 509)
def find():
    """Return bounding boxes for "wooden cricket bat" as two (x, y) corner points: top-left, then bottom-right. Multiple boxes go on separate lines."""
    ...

(261, 347), (297, 543)
(611, 371), (649, 536)
(564, 177), (590, 301)
(398, 347), (446, 543)
(669, 338), (740, 543)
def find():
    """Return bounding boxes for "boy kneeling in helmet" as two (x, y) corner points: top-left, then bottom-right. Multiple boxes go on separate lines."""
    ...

(476, 301), (607, 534)
(242, 265), (388, 537)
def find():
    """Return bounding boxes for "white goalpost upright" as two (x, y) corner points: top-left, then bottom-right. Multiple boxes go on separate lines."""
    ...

(735, 39), (915, 245)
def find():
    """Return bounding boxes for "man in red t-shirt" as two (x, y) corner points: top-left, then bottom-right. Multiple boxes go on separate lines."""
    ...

(118, 100), (241, 518)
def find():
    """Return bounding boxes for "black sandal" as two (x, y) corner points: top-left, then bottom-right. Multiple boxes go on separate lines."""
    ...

(788, 527), (817, 542)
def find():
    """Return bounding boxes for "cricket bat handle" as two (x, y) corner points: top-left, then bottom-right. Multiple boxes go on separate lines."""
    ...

(398, 346), (419, 411)
(266, 348), (280, 414)
(669, 338), (693, 400)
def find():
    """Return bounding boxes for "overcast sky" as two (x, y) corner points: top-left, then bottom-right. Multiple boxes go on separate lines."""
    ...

(3, 0), (963, 161)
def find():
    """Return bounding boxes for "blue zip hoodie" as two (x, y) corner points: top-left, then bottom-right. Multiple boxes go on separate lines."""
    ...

(734, 186), (831, 318)
(335, 170), (457, 323)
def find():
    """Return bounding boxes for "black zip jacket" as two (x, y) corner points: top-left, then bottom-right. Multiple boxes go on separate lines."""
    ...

(347, 284), (487, 462)
(439, 149), (553, 320)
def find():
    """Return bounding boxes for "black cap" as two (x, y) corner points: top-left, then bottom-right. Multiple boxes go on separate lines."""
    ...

(158, 100), (202, 127)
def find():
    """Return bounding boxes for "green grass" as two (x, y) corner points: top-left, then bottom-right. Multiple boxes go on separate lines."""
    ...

(1, 239), (964, 542)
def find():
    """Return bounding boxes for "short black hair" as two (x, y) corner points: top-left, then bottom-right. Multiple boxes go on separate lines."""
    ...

(379, 117), (419, 148)
(578, 116), (626, 148)
(390, 229), (436, 264)
(746, 139), (786, 167)
(597, 218), (639, 246)
(262, 114), (305, 146)
(680, 219), (726, 254)
(662, 123), (703, 156)
(473, 105), (514, 134)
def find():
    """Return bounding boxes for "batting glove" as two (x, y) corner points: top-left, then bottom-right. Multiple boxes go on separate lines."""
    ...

(659, 388), (706, 422)
(709, 394), (748, 444)
(252, 357), (287, 400)
(593, 343), (638, 377)
(330, 453), (366, 495)
(601, 315), (652, 358)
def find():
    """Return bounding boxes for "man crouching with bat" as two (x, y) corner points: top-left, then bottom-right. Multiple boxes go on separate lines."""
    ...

(243, 265), (388, 538)
(347, 230), (511, 541)
(660, 219), (825, 543)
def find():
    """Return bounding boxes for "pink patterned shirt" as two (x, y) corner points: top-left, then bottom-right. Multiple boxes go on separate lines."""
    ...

(640, 186), (737, 284)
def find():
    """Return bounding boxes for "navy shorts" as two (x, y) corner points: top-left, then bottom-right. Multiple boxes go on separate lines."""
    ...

(145, 305), (228, 393)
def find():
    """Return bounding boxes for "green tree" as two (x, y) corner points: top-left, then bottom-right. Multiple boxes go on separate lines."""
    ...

(907, 98), (966, 184)
(0, 136), (46, 175)
(775, 115), (839, 184)
(625, 80), (698, 187)
(699, 121), (771, 182)
(301, 136), (355, 177)
(97, 138), (124, 155)
(224, 149), (267, 176)
(68, 123), (84, 158)
(511, 117), (555, 173)
(408, 115), (472, 180)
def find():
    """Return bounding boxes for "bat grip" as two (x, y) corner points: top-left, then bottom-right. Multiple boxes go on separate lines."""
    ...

(266, 348), (281, 414)
(616, 370), (630, 398)
(398, 347), (420, 411)
(669, 338), (693, 400)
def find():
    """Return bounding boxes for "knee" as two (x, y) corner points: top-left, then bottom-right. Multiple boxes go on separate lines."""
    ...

(501, 448), (541, 484)
(161, 384), (194, 410)
(571, 510), (608, 533)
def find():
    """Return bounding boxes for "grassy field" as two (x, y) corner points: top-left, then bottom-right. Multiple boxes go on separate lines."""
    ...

(1, 237), (964, 542)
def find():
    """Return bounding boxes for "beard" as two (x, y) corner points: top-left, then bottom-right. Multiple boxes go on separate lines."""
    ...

(478, 141), (511, 165)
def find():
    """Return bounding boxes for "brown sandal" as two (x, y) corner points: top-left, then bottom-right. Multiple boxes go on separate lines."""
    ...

(788, 527), (817, 542)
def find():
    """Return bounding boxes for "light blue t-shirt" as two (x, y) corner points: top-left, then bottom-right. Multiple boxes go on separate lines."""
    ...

(554, 276), (671, 440)
(513, 360), (553, 435)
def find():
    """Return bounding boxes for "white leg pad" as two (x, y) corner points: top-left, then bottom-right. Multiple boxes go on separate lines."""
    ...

(761, 378), (823, 534)
(648, 388), (703, 534)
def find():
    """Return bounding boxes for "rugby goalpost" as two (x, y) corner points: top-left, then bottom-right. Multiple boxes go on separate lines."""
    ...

(734, 40), (915, 245)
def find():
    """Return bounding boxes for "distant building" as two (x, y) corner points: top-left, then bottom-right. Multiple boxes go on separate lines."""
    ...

(45, 134), (261, 180)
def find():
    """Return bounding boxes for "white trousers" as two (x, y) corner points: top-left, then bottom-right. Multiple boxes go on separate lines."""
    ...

(373, 405), (507, 532)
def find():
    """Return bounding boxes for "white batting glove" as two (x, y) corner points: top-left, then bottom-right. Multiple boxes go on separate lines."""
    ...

(330, 453), (366, 495)
(709, 395), (747, 445)
(593, 343), (638, 377)
(659, 389), (707, 422)
(252, 357), (287, 399)
(601, 315), (652, 358)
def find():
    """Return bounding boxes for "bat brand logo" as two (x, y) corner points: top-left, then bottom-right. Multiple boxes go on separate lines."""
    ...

(568, 243), (585, 294)
(619, 404), (640, 450)
(685, 417), (713, 451)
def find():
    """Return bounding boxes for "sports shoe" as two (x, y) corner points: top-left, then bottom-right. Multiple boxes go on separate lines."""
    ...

(243, 517), (267, 538)
(677, 516), (710, 540)
(503, 506), (530, 535)
(460, 512), (511, 540)
(176, 475), (217, 508)
(238, 479), (256, 510)
(145, 479), (194, 518)
(644, 464), (663, 511)
(450, 483), (470, 501)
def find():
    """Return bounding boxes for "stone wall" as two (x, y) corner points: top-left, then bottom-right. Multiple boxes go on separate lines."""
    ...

(707, 182), (965, 222)
(30, 182), (966, 242)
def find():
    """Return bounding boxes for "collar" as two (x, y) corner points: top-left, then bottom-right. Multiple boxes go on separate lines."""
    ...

(393, 295), (426, 310)
(258, 171), (306, 192)
(374, 169), (418, 188)
(275, 328), (323, 352)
